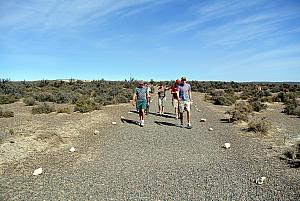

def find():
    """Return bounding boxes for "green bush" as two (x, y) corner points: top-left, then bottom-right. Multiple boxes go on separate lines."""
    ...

(32, 103), (55, 114)
(54, 92), (71, 104)
(226, 102), (253, 122)
(75, 99), (101, 113)
(248, 118), (271, 134)
(23, 97), (36, 106)
(0, 110), (14, 118)
(214, 95), (236, 106)
(56, 107), (72, 114)
(250, 101), (267, 112)
(34, 92), (54, 102)
(274, 92), (289, 102)
(283, 100), (299, 115)
(0, 94), (18, 104)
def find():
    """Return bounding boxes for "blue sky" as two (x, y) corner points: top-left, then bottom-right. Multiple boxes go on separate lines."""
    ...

(1, 0), (300, 82)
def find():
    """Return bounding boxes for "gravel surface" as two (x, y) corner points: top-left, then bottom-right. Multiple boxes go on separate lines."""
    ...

(0, 92), (299, 200)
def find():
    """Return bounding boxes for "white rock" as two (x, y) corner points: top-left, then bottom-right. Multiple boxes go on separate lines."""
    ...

(69, 147), (76, 152)
(128, 111), (133, 114)
(224, 143), (231, 149)
(94, 130), (100, 135)
(112, 122), (117, 125)
(33, 168), (43, 176)
(209, 127), (213, 131)
(200, 118), (207, 122)
(256, 177), (267, 185)
(120, 116), (125, 119)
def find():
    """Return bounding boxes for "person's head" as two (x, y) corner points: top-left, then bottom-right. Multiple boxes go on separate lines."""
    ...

(181, 76), (187, 83)
(138, 80), (144, 87)
(159, 82), (164, 87)
(175, 79), (180, 85)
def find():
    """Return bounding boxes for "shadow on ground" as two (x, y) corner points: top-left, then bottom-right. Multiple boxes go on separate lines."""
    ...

(154, 121), (179, 127)
(121, 118), (139, 126)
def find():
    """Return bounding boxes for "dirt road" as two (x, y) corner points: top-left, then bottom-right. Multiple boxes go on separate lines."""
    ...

(0, 92), (299, 200)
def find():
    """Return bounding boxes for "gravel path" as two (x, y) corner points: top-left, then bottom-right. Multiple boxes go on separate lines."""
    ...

(0, 92), (299, 200)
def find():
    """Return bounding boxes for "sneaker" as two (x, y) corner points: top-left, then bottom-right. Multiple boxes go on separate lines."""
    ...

(140, 120), (144, 127)
(187, 123), (192, 129)
(180, 123), (184, 128)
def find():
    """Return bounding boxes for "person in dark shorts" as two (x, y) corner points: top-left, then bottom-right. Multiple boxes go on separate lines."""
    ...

(177, 76), (193, 129)
(132, 80), (148, 127)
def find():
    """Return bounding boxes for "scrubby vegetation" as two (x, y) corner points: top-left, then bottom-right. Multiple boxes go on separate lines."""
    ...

(226, 102), (253, 122)
(32, 103), (55, 114)
(0, 110), (14, 118)
(248, 118), (271, 134)
(1, 78), (300, 115)
(56, 106), (72, 114)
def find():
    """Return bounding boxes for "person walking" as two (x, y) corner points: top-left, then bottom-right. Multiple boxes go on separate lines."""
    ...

(132, 81), (148, 127)
(177, 76), (193, 128)
(157, 82), (167, 115)
(171, 79), (181, 119)
(145, 82), (151, 115)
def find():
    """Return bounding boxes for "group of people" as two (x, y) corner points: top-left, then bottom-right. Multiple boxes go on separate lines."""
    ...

(132, 76), (192, 128)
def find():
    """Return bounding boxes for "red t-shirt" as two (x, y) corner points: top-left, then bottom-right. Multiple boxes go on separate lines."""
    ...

(171, 85), (178, 99)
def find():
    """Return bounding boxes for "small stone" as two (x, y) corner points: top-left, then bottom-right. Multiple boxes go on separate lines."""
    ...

(33, 168), (43, 176)
(69, 147), (76, 152)
(200, 118), (207, 122)
(209, 127), (213, 131)
(256, 177), (266, 185)
(120, 116), (125, 119)
(224, 143), (231, 149)
(128, 111), (133, 114)
(94, 130), (100, 135)
(112, 122), (117, 125)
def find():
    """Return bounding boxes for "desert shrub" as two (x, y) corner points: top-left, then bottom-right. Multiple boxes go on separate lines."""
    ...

(34, 92), (55, 102)
(32, 103), (55, 114)
(54, 92), (71, 104)
(116, 95), (129, 103)
(226, 102), (253, 122)
(248, 118), (271, 134)
(250, 101), (267, 112)
(0, 94), (18, 104)
(274, 92), (289, 102)
(23, 97), (36, 106)
(56, 107), (72, 114)
(75, 99), (101, 113)
(214, 95), (236, 106)
(0, 110), (14, 118)
(283, 100), (299, 115)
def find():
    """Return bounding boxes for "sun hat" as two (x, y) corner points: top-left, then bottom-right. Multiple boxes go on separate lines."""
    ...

(181, 76), (187, 81)
(138, 80), (144, 85)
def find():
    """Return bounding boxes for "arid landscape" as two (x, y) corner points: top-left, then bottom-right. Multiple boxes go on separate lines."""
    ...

(0, 80), (299, 200)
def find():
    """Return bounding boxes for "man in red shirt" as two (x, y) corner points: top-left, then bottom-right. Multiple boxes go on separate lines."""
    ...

(171, 79), (181, 119)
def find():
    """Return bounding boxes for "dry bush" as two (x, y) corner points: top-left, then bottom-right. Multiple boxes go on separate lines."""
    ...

(247, 118), (271, 134)
(23, 96), (36, 106)
(32, 103), (55, 114)
(0, 110), (14, 118)
(226, 102), (253, 122)
(56, 106), (72, 114)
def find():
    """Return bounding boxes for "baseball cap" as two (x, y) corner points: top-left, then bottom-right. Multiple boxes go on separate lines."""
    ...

(175, 79), (180, 84)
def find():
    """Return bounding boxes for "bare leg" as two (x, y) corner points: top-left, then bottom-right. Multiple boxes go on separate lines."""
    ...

(179, 112), (184, 125)
(187, 111), (191, 124)
(139, 109), (145, 121)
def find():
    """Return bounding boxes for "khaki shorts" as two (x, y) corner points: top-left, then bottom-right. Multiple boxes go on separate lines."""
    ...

(158, 97), (166, 107)
(172, 99), (179, 108)
(179, 100), (191, 113)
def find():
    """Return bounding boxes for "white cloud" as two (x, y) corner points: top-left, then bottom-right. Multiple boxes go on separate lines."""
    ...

(0, 0), (169, 32)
